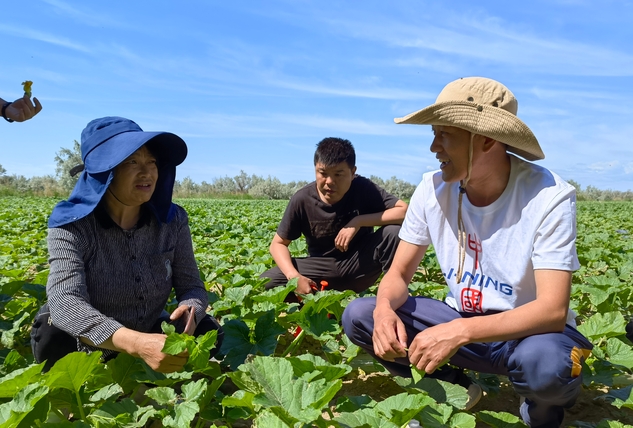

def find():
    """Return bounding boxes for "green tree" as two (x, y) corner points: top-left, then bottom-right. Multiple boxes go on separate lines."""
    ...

(234, 170), (265, 193)
(54, 140), (82, 192)
(371, 175), (416, 200)
(178, 176), (199, 196)
(249, 176), (293, 199)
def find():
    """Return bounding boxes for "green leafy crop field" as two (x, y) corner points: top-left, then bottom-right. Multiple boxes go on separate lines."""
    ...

(1, 197), (633, 427)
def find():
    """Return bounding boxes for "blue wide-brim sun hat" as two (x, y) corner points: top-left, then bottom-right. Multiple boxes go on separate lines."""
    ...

(48, 117), (188, 228)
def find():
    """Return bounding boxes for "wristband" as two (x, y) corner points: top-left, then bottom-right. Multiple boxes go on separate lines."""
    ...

(2, 102), (14, 123)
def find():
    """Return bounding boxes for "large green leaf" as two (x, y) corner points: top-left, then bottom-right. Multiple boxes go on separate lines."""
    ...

(395, 376), (469, 409)
(221, 311), (284, 369)
(87, 398), (157, 428)
(373, 392), (437, 425)
(89, 383), (123, 402)
(287, 354), (352, 382)
(416, 401), (453, 428)
(105, 352), (146, 394)
(477, 410), (527, 427)
(0, 363), (44, 398)
(162, 401), (199, 428)
(335, 408), (400, 428)
(335, 392), (434, 427)
(449, 412), (477, 428)
(577, 312), (627, 340)
(252, 409), (295, 428)
(221, 390), (256, 412)
(188, 329), (218, 370)
(238, 356), (341, 423)
(297, 310), (340, 341)
(145, 386), (177, 405)
(45, 352), (104, 393)
(606, 338), (633, 369)
(181, 378), (208, 402)
(251, 283), (295, 305)
(0, 382), (49, 427)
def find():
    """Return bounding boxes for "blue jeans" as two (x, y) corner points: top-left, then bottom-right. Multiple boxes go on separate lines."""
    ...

(342, 296), (593, 428)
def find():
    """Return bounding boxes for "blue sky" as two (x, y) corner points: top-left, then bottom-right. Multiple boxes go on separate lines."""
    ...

(2, 0), (632, 190)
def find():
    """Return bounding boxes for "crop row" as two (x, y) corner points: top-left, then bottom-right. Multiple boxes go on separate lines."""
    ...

(0, 197), (632, 427)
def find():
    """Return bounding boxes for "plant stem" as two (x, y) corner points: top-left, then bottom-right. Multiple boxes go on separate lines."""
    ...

(283, 329), (305, 356)
(75, 389), (87, 421)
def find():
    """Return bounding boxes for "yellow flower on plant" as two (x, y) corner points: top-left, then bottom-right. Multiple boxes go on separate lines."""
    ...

(21, 81), (33, 96)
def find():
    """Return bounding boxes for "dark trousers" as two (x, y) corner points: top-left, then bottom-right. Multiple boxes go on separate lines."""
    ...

(342, 296), (593, 428)
(260, 225), (400, 293)
(31, 303), (223, 371)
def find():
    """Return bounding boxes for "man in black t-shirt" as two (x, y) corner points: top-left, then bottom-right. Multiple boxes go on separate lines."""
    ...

(261, 137), (408, 295)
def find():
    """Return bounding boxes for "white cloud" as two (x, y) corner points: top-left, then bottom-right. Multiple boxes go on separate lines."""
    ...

(266, 79), (434, 100)
(41, 0), (127, 28)
(314, 8), (633, 76)
(0, 24), (90, 52)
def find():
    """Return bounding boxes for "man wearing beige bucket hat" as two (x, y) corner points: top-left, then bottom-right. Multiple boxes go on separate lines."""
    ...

(342, 77), (592, 427)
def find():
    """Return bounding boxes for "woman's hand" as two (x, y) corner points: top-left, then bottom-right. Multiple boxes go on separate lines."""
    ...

(170, 305), (197, 335)
(133, 332), (189, 373)
(103, 327), (189, 373)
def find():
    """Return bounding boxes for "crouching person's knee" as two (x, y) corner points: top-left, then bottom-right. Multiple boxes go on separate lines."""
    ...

(509, 336), (583, 404)
(342, 297), (377, 346)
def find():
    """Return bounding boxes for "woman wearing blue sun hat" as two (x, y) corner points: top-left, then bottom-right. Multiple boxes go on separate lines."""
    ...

(31, 116), (223, 372)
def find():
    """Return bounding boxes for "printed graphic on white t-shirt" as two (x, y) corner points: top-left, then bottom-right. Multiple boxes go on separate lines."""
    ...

(400, 155), (579, 325)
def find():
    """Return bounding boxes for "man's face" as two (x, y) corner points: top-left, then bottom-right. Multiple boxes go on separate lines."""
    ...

(315, 161), (356, 204)
(430, 125), (472, 183)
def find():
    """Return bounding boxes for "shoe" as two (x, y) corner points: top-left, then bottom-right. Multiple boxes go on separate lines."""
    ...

(464, 383), (483, 411)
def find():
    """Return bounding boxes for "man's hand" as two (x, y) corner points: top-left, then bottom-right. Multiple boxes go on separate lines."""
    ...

(335, 220), (360, 252)
(372, 307), (408, 361)
(133, 332), (189, 373)
(5, 94), (42, 122)
(170, 305), (197, 335)
(294, 275), (317, 295)
(407, 321), (465, 374)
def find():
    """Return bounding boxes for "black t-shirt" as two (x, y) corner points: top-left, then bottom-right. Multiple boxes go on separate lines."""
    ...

(277, 175), (398, 257)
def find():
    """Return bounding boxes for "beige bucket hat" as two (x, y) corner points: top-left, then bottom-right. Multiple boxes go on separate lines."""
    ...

(394, 77), (544, 161)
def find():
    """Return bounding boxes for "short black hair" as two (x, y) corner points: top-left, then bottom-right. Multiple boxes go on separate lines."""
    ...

(314, 137), (356, 168)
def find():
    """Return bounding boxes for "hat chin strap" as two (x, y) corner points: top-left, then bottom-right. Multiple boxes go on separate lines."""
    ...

(107, 187), (133, 207)
(456, 133), (474, 285)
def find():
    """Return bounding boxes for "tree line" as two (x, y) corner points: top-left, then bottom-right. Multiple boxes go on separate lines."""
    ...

(0, 142), (631, 201)
(0, 141), (417, 200)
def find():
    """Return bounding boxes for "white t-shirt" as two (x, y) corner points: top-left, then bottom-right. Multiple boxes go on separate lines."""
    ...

(400, 155), (579, 326)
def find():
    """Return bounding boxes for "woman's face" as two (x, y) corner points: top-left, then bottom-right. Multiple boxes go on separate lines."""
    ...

(108, 145), (158, 206)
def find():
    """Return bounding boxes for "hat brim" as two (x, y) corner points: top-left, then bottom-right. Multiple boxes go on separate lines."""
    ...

(394, 101), (544, 161)
(84, 131), (188, 173)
